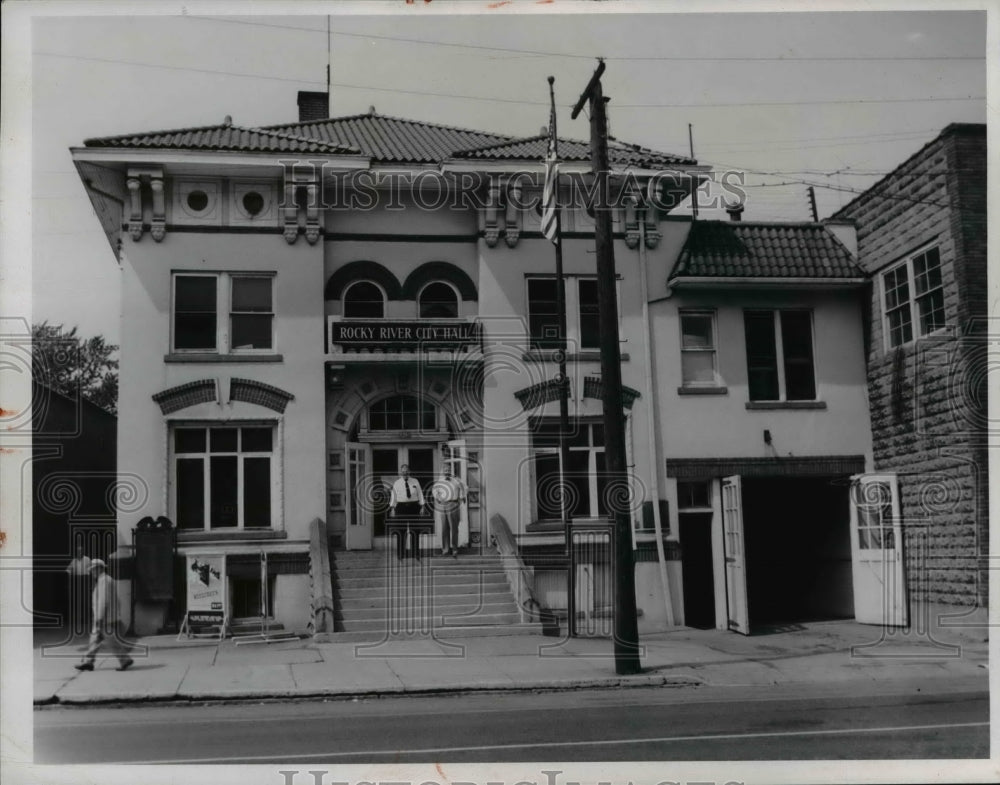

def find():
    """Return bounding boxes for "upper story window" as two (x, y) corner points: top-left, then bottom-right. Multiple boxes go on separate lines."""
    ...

(172, 424), (275, 530)
(679, 310), (718, 387)
(527, 276), (616, 351)
(343, 280), (385, 319)
(418, 281), (459, 319)
(532, 419), (608, 520)
(173, 273), (274, 353)
(744, 309), (816, 402)
(882, 245), (945, 349)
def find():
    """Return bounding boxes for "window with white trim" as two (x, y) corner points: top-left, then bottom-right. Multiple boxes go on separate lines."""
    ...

(679, 310), (718, 387)
(527, 276), (618, 351)
(531, 420), (609, 520)
(418, 281), (459, 319)
(744, 309), (816, 401)
(882, 245), (945, 349)
(172, 273), (274, 353)
(172, 424), (276, 530)
(342, 280), (385, 319)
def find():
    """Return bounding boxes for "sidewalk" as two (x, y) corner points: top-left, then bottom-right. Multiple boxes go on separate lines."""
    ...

(33, 620), (988, 706)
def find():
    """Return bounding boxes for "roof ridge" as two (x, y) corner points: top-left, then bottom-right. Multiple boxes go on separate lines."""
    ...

(241, 124), (360, 154)
(450, 133), (591, 158)
(259, 111), (514, 142)
(695, 219), (831, 228)
(84, 121), (232, 145)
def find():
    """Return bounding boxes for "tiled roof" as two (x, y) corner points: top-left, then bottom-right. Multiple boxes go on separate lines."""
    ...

(82, 110), (693, 167)
(84, 122), (359, 154)
(671, 221), (861, 280)
(260, 112), (513, 164)
(453, 134), (694, 167)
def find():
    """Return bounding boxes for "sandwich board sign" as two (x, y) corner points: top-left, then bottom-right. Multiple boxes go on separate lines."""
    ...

(179, 554), (227, 639)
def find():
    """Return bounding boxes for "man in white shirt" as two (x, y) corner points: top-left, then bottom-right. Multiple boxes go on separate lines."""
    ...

(434, 468), (467, 558)
(388, 464), (425, 558)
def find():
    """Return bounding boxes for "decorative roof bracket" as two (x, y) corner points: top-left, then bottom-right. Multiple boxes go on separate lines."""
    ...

(484, 178), (501, 248)
(504, 180), (521, 248)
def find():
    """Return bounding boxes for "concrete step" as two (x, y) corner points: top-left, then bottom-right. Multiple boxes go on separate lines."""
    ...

(338, 611), (523, 633)
(335, 572), (509, 590)
(315, 622), (548, 643)
(332, 560), (508, 575)
(339, 588), (515, 609)
(337, 600), (519, 622)
(334, 559), (508, 571)
(336, 585), (514, 603)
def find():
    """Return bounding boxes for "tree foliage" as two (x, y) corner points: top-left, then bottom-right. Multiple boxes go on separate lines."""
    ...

(32, 322), (119, 414)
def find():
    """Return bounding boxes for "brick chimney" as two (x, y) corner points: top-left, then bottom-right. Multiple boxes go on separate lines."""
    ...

(725, 201), (744, 222)
(297, 91), (329, 122)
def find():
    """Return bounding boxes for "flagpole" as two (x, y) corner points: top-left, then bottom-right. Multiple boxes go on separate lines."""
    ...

(546, 76), (572, 547)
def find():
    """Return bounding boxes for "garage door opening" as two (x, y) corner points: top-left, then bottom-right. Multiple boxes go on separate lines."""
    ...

(740, 476), (854, 629)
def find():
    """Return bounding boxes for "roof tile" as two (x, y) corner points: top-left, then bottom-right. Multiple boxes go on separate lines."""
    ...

(671, 221), (861, 280)
(84, 111), (692, 167)
(84, 122), (359, 155)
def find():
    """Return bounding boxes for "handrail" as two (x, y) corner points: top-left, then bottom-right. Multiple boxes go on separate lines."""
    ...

(308, 517), (335, 640)
(489, 513), (541, 623)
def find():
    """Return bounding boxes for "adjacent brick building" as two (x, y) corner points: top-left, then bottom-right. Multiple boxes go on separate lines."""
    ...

(834, 123), (988, 616)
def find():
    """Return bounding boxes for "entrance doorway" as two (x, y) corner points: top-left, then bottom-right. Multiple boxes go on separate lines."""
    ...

(371, 445), (435, 537)
(738, 476), (854, 629)
(679, 512), (715, 629)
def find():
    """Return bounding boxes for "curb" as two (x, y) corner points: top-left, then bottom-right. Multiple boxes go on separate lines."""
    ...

(36, 673), (703, 707)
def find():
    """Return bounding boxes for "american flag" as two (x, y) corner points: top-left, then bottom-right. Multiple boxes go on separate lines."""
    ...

(539, 106), (559, 245)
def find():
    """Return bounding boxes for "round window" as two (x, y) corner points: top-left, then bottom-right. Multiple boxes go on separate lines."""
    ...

(242, 191), (265, 217)
(186, 190), (209, 212)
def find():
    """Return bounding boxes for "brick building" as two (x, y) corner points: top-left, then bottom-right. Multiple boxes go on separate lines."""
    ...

(833, 124), (988, 625)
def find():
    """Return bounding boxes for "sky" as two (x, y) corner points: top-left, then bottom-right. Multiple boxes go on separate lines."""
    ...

(10, 2), (991, 344)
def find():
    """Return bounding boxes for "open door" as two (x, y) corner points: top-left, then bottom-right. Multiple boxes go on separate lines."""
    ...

(849, 474), (907, 627)
(721, 475), (750, 635)
(442, 439), (469, 547)
(345, 442), (373, 550)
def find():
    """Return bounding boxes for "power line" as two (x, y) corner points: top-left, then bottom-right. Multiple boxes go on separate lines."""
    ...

(694, 128), (938, 148)
(614, 95), (983, 109)
(34, 53), (984, 110)
(37, 51), (324, 87)
(185, 16), (986, 63)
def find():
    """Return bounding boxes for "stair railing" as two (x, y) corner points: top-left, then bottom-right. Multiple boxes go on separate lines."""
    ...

(488, 513), (541, 623)
(308, 517), (335, 640)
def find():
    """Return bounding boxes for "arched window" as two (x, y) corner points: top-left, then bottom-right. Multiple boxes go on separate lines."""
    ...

(343, 281), (385, 319)
(418, 281), (459, 319)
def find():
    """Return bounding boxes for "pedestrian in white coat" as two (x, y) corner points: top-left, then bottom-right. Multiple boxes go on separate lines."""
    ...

(75, 559), (133, 672)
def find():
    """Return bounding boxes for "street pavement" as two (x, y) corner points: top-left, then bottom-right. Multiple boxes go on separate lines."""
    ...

(32, 619), (988, 706)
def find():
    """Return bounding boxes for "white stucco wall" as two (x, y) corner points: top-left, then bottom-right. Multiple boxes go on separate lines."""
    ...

(118, 230), (327, 546)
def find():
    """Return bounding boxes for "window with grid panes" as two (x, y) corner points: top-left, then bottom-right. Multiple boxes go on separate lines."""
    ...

(173, 425), (274, 530)
(679, 311), (718, 386)
(881, 245), (946, 349)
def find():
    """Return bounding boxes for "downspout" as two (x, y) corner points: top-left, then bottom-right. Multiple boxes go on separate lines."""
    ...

(637, 209), (675, 627)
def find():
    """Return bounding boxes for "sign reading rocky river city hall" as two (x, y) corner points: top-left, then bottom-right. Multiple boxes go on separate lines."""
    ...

(328, 319), (482, 351)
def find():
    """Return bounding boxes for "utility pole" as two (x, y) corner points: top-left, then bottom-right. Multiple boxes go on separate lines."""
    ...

(807, 186), (819, 222)
(547, 78), (573, 542)
(571, 59), (641, 676)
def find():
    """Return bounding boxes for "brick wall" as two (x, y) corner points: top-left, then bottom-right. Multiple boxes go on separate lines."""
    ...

(836, 125), (987, 607)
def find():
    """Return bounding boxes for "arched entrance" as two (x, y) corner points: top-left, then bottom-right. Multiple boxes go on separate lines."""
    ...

(344, 394), (469, 551)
